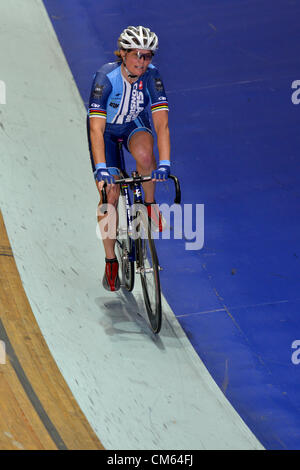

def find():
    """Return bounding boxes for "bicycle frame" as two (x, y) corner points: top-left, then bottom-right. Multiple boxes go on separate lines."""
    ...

(117, 139), (145, 263)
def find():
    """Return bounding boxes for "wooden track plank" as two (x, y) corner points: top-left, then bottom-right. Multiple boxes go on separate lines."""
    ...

(0, 212), (104, 450)
(0, 367), (56, 450)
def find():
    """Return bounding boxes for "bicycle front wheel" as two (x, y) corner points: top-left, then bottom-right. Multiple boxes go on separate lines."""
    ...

(136, 214), (162, 334)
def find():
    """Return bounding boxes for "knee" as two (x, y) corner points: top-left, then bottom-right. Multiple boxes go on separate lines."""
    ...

(136, 148), (155, 171)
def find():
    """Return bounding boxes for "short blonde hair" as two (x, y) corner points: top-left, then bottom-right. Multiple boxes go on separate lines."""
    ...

(114, 49), (123, 61)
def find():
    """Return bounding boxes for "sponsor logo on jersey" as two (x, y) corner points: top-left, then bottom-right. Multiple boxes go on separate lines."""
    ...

(109, 101), (119, 109)
(158, 96), (167, 101)
(92, 83), (104, 98)
(139, 81), (143, 90)
(125, 82), (144, 122)
(91, 102), (101, 108)
(154, 78), (163, 92)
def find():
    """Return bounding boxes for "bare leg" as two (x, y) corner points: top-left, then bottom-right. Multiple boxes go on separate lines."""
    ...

(128, 131), (156, 203)
(96, 178), (120, 259)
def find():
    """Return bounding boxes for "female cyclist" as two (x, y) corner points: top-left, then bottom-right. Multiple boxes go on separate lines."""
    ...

(87, 26), (171, 291)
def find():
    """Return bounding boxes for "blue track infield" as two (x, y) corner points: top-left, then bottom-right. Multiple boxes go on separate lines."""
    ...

(43, 0), (300, 449)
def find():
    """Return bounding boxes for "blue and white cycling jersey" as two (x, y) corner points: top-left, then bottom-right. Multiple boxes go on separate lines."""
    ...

(88, 62), (169, 125)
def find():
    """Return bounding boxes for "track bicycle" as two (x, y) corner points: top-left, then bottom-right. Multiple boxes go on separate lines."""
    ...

(101, 139), (181, 334)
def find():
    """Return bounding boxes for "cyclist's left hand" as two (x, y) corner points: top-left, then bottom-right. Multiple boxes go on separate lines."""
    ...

(152, 162), (170, 181)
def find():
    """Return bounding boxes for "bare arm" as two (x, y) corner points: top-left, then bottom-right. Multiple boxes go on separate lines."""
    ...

(152, 110), (170, 163)
(89, 117), (107, 166)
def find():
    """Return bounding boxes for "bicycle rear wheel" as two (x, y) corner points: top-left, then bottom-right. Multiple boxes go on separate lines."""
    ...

(136, 212), (162, 334)
(116, 190), (134, 291)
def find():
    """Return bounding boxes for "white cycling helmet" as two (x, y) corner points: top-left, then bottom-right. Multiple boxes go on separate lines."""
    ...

(118, 26), (158, 51)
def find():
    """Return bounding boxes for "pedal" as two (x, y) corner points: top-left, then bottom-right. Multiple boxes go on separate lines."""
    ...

(136, 267), (152, 274)
(136, 266), (163, 274)
(117, 228), (128, 237)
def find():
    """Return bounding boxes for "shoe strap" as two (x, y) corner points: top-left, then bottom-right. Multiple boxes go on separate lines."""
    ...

(105, 257), (118, 264)
(144, 201), (156, 206)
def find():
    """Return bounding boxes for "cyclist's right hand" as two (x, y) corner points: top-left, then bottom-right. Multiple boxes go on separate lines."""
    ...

(95, 165), (115, 185)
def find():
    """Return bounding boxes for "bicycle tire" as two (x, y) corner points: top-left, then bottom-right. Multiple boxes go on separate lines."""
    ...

(136, 214), (162, 334)
(116, 188), (135, 292)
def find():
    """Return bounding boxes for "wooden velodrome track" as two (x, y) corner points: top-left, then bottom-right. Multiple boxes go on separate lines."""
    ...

(0, 211), (103, 450)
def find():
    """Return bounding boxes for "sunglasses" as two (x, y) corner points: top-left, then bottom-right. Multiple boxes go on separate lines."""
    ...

(130, 51), (154, 61)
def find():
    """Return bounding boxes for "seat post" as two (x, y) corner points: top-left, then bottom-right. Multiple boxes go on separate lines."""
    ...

(117, 138), (125, 173)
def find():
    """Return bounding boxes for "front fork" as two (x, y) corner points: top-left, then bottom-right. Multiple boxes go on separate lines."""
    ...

(119, 180), (139, 263)
(127, 172), (144, 264)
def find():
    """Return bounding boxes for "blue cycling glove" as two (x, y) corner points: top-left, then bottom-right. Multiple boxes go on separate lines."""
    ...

(152, 160), (170, 181)
(95, 163), (115, 184)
